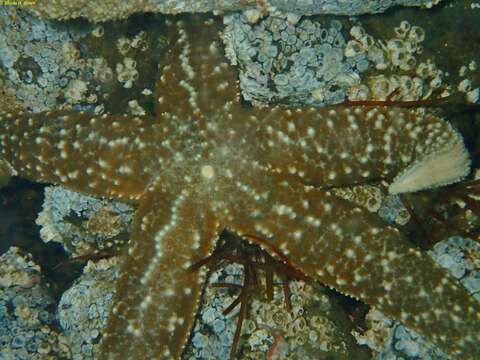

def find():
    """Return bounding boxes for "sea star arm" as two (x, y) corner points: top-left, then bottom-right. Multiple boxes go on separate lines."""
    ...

(226, 172), (480, 359)
(154, 16), (240, 121)
(100, 178), (220, 359)
(245, 106), (470, 193)
(152, 16), (470, 197)
(0, 110), (164, 202)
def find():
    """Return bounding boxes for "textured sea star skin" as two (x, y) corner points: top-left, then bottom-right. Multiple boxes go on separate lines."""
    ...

(0, 16), (479, 359)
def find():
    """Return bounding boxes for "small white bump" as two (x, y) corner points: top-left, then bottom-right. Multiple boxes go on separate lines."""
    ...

(200, 164), (215, 179)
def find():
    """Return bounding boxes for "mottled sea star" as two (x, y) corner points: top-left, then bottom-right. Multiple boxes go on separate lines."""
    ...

(0, 15), (479, 359)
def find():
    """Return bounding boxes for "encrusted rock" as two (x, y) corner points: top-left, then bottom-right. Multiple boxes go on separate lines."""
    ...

(58, 258), (119, 360)
(36, 186), (134, 256)
(184, 262), (369, 359)
(0, 247), (71, 359)
(28, 0), (444, 22)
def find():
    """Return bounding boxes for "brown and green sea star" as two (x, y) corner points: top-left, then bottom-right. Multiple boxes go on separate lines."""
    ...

(0, 16), (479, 359)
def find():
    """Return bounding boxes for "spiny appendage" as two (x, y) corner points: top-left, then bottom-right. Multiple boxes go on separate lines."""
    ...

(99, 179), (220, 360)
(155, 16), (240, 121)
(0, 109), (158, 202)
(226, 175), (480, 358)
(248, 106), (470, 192)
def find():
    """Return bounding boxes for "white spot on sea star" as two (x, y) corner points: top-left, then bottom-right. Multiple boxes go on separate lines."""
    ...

(201, 165), (215, 179)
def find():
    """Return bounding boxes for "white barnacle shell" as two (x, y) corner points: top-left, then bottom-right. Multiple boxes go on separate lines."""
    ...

(344, 40), (364, 58)
(368, 75), (392, 100)
(408, 26), (425, 43)
(458, 79), (472, 93)
(466, 88), (480, 104)
(242, 9), (262, 24)
(350, 25), (365, 41)
(335, 72), (361, 87)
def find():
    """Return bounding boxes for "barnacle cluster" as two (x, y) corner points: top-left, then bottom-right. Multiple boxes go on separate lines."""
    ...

(0, 8), (92, 112)
(58, 258), (119, 360)
(346, 21), (439, 101)
(185, 263), (241, 359)
(114, 31), (149, 89)
(333, 184), (384, 213)
(115, 57), (139, 89)
(0, 8), (127, 115)
(225, 12), (479, 107)
(184, 262), (365, 359)
(223, 12), (364, 106)
(240, 280), (356, 359)
(333, 185), (410, 225)
(377, 194), (411, 226)
(0, 247), (71, 359)
(429, 236), (480, 302)
(345, 20), (480, 104)
(345, 21), (425, 71)
(36, 186), (133, 256)
(458, 61), (480, 104)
